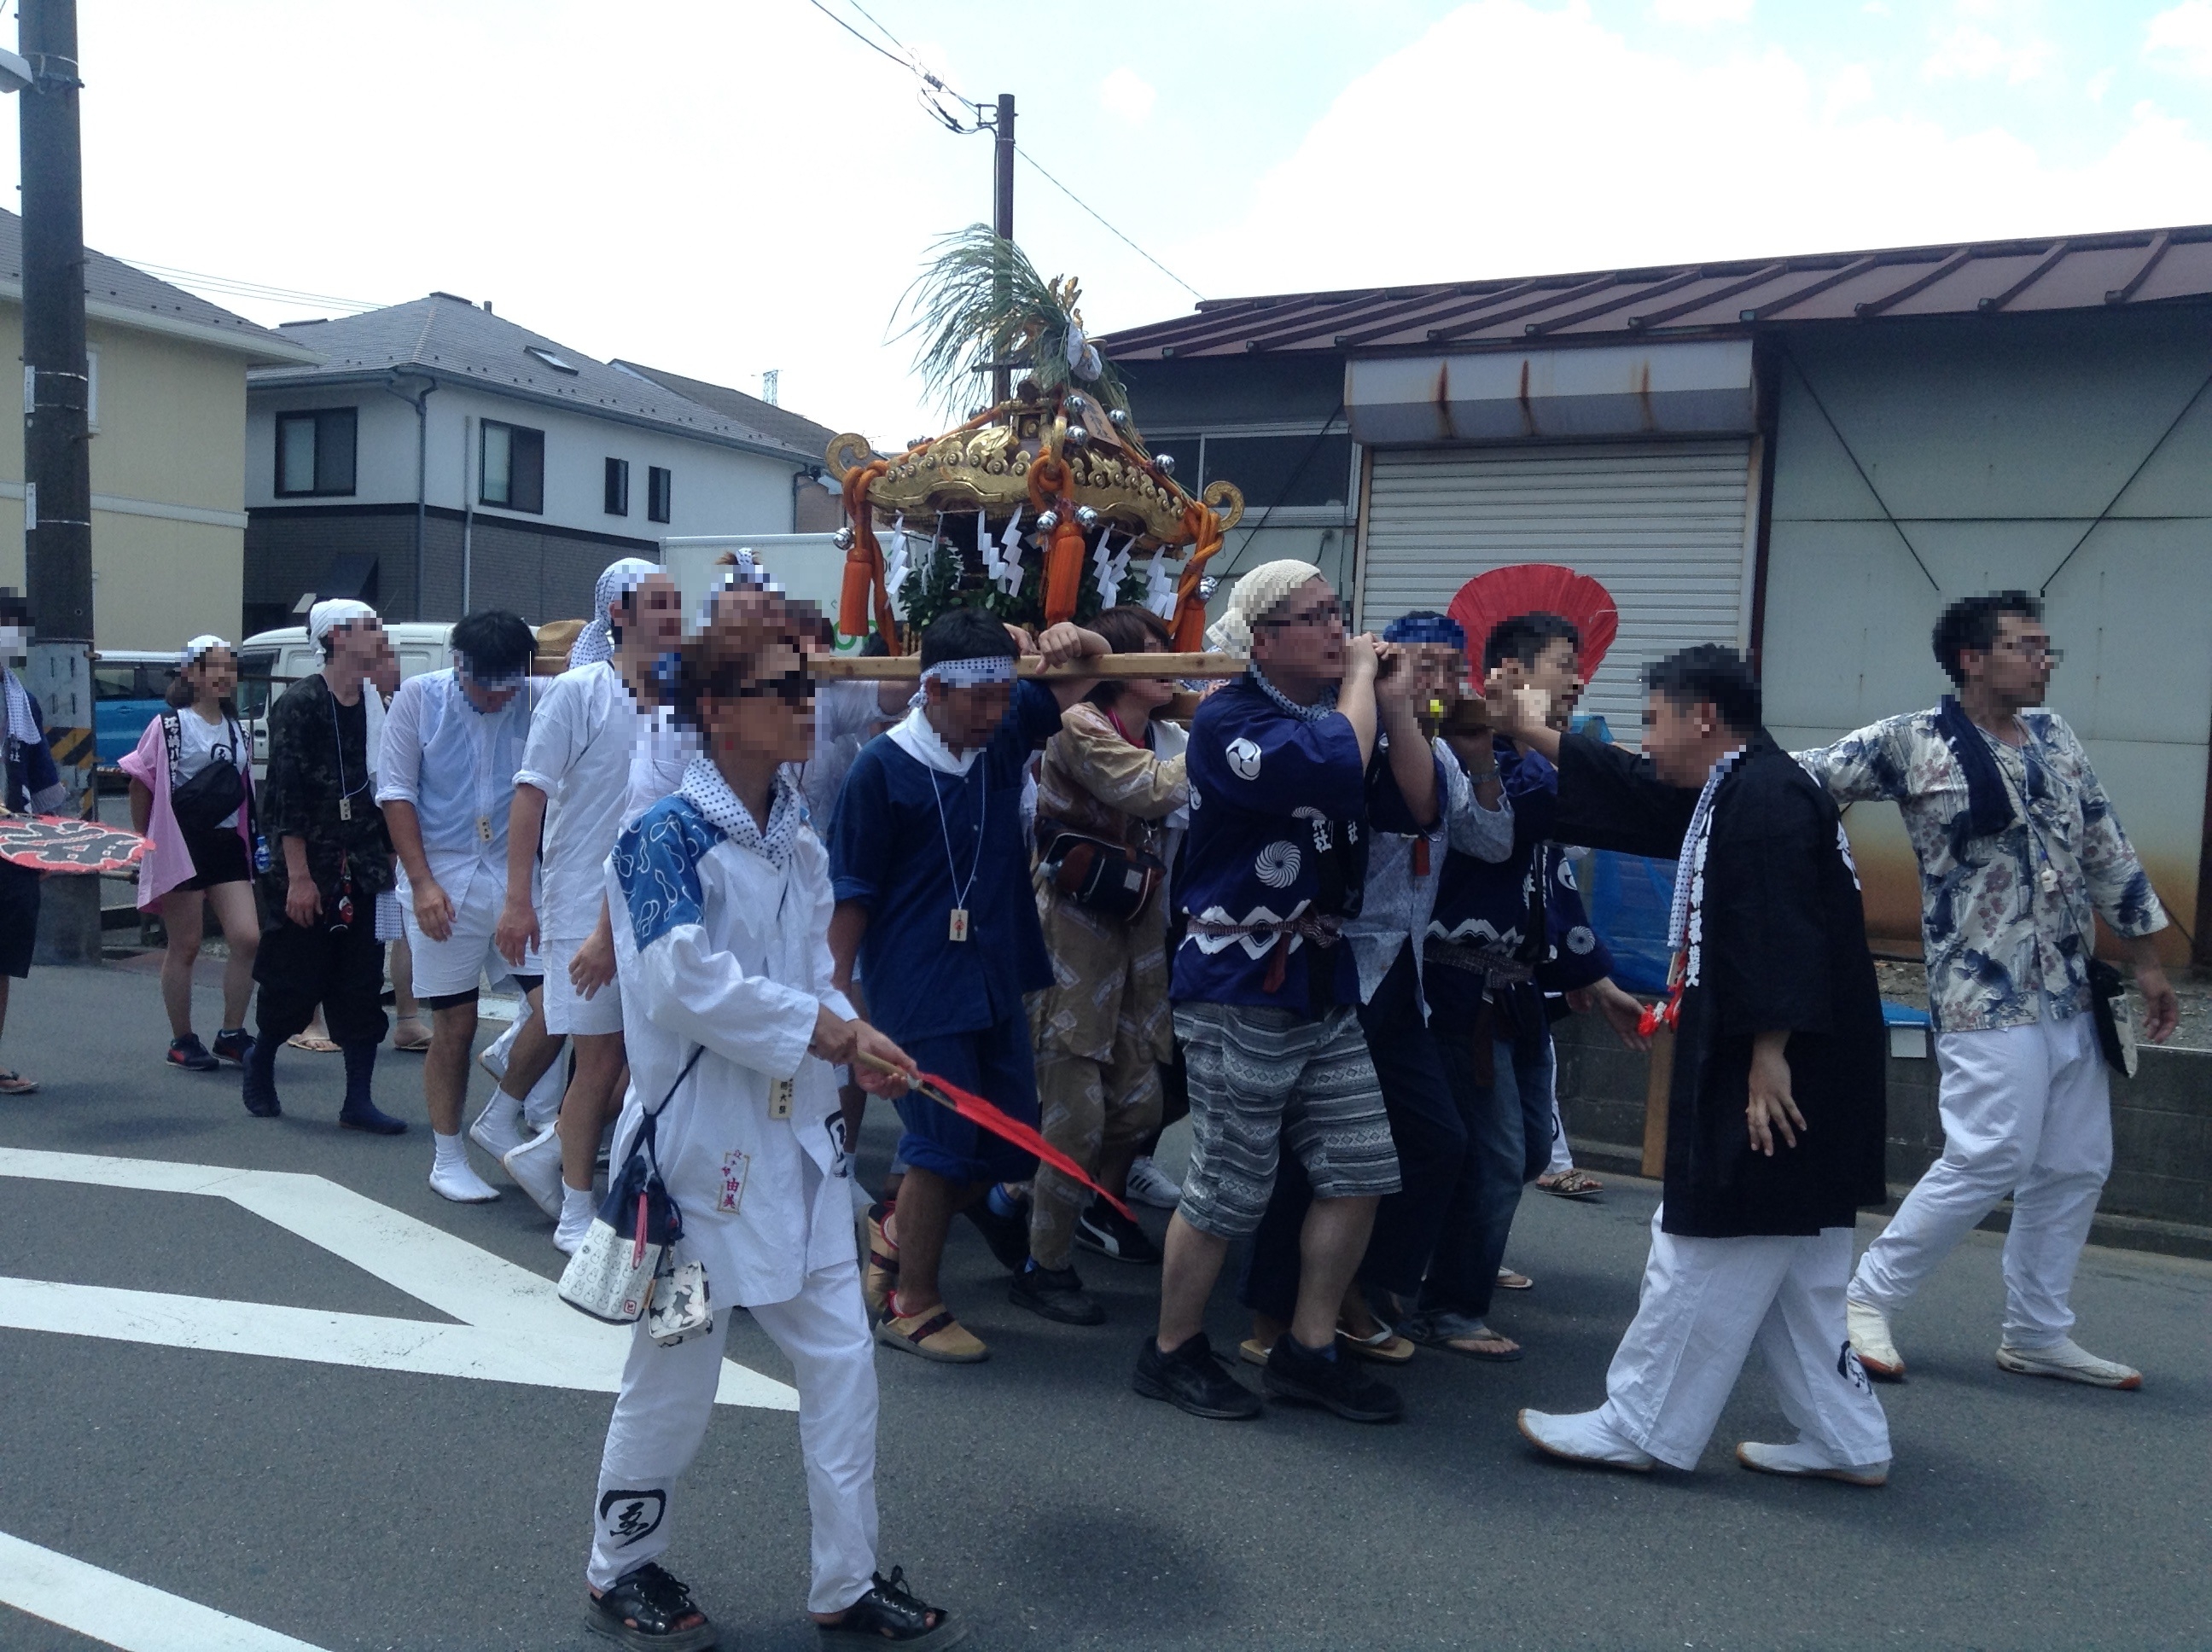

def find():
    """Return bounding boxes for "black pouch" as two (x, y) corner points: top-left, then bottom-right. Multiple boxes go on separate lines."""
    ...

(2087, 958), (2138, 1078)
(1040, 830), (1164, 921)
(163, 712), (247, 835)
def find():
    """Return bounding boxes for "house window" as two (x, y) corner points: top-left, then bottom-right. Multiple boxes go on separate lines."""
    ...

(480, 419), (545, 514)
(604, 457), (630, 517)
(274, 407), (358, 497)
(1201, 433), (1353, 509)
(647, 465), (672, 524)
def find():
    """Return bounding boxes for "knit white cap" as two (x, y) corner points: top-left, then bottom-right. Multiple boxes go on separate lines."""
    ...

(1204, 559), (1326, 660)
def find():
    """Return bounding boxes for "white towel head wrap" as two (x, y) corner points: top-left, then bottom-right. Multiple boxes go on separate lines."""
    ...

(178, 634), (231, 668)
(308, 599), (377, 644)
(569, 556), (663, 668)
(1204, 559), (1326, 660)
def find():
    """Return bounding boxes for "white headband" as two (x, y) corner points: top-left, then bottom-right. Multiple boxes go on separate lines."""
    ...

(178, 634), (230, 667)
(910, 654), (1016, 709)
(309, 599), (376, 643)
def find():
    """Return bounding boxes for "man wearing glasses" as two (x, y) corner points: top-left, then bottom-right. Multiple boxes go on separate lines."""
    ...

(379, 609), (560, 1204)
(1796, 591), (2177, 1390)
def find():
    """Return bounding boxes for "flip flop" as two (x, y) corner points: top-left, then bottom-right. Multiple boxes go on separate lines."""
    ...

(1536, 1168), (1604, 1201)
(1337, 1322), (1417, 1364)
(1496, 1266), (1534, 1291)
(1406, 1312), (1524, 1363)
(1237, 1336), (1273, 1368)
(287, 1034), (341, 1054)
(0, 1069), (37, 1096)
(389, 1022), (433, 1052)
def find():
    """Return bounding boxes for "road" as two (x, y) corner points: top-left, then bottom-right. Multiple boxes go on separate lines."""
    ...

(2, 958), (2208, 1650)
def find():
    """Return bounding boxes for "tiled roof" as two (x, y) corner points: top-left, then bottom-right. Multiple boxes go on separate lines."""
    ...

(612, 361), (843, 469)
(0, 206), (311, 364)
(250, 295), (816, 462)
(1102, 224), (2212, 360)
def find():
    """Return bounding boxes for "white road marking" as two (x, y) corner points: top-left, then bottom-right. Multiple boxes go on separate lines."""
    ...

(0, 1529), (331, 1651)
(0, 1149), (795, 1411)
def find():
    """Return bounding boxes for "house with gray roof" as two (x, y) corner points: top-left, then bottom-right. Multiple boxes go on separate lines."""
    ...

(244, 294), (848, 632)
(0, 206), (317, 650)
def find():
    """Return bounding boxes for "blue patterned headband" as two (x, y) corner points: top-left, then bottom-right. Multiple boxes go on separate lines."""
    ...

(1382, 613), (1465, 649)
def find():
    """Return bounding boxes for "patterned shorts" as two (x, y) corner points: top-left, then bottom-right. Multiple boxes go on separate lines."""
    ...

(1173, 1002), (1399, 1240)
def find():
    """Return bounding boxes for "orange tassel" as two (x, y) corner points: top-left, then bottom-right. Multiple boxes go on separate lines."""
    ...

(1043, 516), (1086, 625)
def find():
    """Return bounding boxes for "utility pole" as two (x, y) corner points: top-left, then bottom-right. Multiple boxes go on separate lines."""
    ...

(19, 0), (90, 643)
(992, 92), (1015, 406)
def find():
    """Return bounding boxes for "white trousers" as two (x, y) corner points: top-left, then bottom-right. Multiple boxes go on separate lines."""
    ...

(1852, 1002), (2110, 1348)
(587, 1255), (881, 1614)
(1545, 1090), (1575, 1177)
(1600, 1207), (1891, 1472)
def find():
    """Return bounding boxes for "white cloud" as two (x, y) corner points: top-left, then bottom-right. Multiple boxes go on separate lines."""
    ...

(1825, 62), (1877, 120)
(1100, 66), (1158, 124)
(1922, 21), (2057, 84)
(2145, 0), (2212, 78)
(1651, 0), (1752, 23)
(1211, 1), (2212, 295)
(2087, 65), (2116, 101)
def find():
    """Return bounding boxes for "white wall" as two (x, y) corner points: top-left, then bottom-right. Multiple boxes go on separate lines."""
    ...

(1761, 312), (2212, 961)
(246, 381), (799, 539)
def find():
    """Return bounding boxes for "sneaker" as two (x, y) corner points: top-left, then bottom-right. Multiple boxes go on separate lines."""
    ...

(166, 1034), (219, 1073)
(1132, 1332), (1262, 1420)
(211, 1028), (255, 1066)
(467, 1098), (528, 1165)
(502, 1126), (566, 1219)
(1010, 1261), (1105, 1325)
(1735, 1440), (1889, 1486)
(1517, 1407), (1655, 1472)
(585, 1560), (717, 1651)
(1124, 1155), (1182, 1210)
(429, 1157), (501, 1204)
(1262, 1335), (1403, 1423)
(963, 1195), (1032, 1274)
(1847, 1296), (1905, 1381)
(1074, 1200), (1162, 1265)
(1996, 1337), (2142, 1389)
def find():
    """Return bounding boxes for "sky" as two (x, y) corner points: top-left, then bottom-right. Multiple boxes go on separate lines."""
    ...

(6, 0), (2209, 450)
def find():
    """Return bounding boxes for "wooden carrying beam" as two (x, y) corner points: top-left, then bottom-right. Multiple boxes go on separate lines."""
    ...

(808, 652), (1250, 680)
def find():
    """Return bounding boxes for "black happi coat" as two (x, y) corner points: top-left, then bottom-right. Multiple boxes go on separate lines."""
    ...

(1552, 730), (1887, 1239)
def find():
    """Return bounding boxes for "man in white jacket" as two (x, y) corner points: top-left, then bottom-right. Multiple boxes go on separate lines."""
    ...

(584, 596), (965, 1650)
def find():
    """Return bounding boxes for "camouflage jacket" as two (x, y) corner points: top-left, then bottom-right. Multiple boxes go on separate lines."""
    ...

(259, 671), (395, 905)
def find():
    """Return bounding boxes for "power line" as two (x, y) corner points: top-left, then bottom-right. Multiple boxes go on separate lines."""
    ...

(114, 259), (387, 314)
(795, 0), (1202, 300)
(1015, 146), (1203, 300)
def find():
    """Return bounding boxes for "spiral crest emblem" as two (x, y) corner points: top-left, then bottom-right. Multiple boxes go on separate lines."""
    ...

(1254, 841), (1302, 889)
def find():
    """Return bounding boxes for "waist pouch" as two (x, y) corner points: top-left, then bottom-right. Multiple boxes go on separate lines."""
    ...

(1039, 829), (1163, 921)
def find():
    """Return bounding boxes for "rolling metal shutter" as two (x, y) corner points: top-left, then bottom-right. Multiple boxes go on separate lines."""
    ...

(1359, 439), (1757, 739)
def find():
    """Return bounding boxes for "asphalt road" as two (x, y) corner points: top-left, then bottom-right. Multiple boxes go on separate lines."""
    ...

(2, 958), (2208, 1650)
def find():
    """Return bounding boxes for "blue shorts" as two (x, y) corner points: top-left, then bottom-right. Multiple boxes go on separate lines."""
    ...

(894, 1015), (1040, 1185)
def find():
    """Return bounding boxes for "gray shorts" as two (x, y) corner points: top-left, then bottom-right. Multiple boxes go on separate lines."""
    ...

(1173, 1001), (1398, 1240)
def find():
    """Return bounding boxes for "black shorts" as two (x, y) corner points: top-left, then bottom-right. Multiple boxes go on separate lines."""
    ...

(0, 862), (38, 978)
(179, 826), (251, 892)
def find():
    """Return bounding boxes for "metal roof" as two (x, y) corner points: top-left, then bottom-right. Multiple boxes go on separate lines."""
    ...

(250, 295), (818, 463)
(611, 360), (842, 468)
(1100, 224), (2212, 361)
(0, 206), (316, 365)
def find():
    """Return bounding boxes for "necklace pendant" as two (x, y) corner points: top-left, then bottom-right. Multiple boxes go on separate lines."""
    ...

(2038, 864), (2059, 894)
(949, 908), (970, 943)
(339, 795), (352, 823)
(769, 1077), (794, 1120)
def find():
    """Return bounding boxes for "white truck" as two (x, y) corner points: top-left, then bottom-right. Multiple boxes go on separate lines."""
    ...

(659, 532), (876, 650)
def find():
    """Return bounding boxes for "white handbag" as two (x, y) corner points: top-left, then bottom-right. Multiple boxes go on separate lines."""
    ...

(558, 1048), (702, 1324)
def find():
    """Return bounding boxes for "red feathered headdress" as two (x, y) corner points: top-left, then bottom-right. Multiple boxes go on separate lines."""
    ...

(1447, 563), (1619, 676)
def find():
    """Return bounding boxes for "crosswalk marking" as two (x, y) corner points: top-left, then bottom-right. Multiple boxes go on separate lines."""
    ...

(0, 1530), (332, 1652)
(0, 1149), (795, 1411)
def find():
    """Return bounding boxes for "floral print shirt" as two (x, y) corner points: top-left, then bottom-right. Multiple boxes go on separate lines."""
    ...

(1795, 708), (2166, 1033)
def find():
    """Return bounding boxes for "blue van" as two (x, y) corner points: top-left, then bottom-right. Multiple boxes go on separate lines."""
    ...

(93, 651), (178, 768)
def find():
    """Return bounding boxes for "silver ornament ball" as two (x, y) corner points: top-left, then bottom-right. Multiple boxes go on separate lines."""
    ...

(832, 526), (855, 550)
(1065, 393), (1088, 416)
(1197, 575), (1220, 600)
(1063, 424), (1090, 450)
(1155, 452), (1177, 475)
(1036, 509), (1060, 532)
(1107, 407), (1129, 428)
(1074, 506), (1100, 530)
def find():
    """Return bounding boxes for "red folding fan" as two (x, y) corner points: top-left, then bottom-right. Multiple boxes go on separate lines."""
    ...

(1447, 564), (1620, 676)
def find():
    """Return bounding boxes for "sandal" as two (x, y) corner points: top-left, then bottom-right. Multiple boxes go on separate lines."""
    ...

(1405, 1311), (1524, 1363)
(389, 1020), (433, 1052)
(1496, 1266), (1534, 1291)
(585, 1562), (718, 1650)
(1536, 1168), (1604, 1201)
(1237, 1335), (1273, 1368)
(875, 1303), (988, 1364)
(1336, 1320), (1417, 1364)
(286, 1033), (341, 1054)
(818, 1567), (967, 1647)
(864, 1203), (899, 1323)
(0, 1069), (36, 1096)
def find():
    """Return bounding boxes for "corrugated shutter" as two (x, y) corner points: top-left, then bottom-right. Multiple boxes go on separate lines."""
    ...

(1359, 439), (1755, 738)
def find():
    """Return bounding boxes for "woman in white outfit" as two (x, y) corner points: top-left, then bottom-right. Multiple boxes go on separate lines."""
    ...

(584, 596), (965, 1649)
